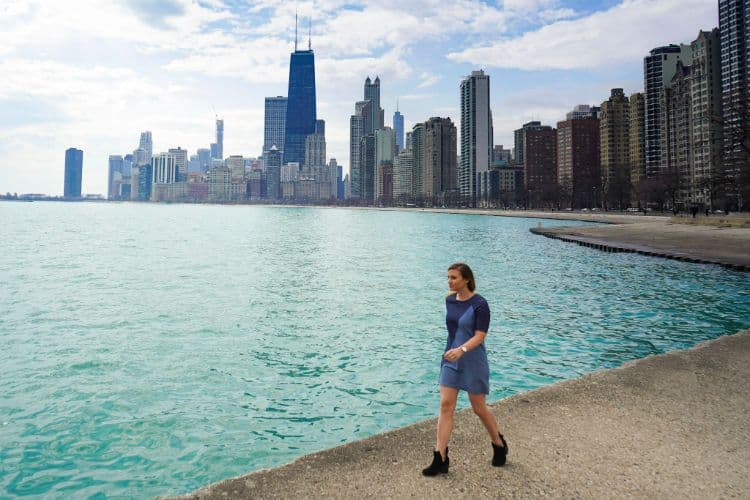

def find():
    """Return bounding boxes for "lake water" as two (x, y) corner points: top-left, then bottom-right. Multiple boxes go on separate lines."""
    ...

(1, 202), (748, 497)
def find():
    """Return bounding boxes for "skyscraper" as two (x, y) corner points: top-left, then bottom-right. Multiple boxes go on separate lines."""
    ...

(523, 125), (557, 207)
(690, 29), (723, 206)
(215, 119), (224, 160)
(460, 70), (493, 205)
(423, 117), (458, 203)
(629, 93), (646, 191)
(719, 0), (749, 207)
(64, 148), (83, 198)
(283, 24), (317, 167)
(600, 88), (630, 208)
(393, 105), (404, 152)
(374, 127), (395, 201)
(557, 117), (600, 209)
(514, 121), (541, 166)
(364, 76), (384, 131)
(168, 147), (188, 182)
(108, 155), (124, 200)
(264, 96), (287, 156)
(410, 123), (426, 201)
(139, 131), (153, 164)
(643, 44), (692, 177)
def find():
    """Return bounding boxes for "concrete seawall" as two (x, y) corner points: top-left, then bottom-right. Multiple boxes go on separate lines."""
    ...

(172, 330), (750, 499)
(530, 222), (750, 271)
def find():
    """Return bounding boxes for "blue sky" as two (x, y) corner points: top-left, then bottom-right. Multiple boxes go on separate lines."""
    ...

(0, 0), (718, 195)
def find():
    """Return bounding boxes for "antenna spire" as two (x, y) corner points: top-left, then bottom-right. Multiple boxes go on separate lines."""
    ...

(294, 10), (298, 51)
(308, 16), (311, 50)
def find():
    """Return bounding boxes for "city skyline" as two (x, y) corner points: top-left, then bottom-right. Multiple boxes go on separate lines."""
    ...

(1, 0), (718, 195)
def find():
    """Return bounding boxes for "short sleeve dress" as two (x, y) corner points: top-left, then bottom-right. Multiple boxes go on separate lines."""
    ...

(438, 293), (491, 395)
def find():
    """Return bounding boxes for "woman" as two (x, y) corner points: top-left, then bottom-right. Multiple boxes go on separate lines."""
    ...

(422, 262), (508, 476)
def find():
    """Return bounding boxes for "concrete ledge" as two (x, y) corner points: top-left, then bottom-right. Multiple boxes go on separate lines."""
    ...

(171, 331), (750, 499)
(529, 222), (750, 271)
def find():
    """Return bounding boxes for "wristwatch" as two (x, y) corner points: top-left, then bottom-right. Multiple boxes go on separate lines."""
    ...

(460, 345), (468, 353)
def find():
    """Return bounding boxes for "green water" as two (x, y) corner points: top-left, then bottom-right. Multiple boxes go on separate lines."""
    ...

(0, 202), (748, 497)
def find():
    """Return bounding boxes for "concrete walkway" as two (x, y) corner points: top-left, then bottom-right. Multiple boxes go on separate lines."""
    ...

(531, 221), (750, 270)
(174, 330), (750, 499)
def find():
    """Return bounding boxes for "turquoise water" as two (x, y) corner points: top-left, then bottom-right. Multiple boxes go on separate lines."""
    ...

(1, 202), (748, 497)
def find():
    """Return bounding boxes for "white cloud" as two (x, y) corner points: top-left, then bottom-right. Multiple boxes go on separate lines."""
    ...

(417, 72), (442, 89)
(448, 0), (717, 70)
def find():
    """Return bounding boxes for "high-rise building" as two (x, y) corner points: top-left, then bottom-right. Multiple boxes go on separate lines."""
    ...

(139, 132), (153, 163)
(152, 153), (177, 184)
(64, 147), (83, 198)
(514, 121), (541, 166)
(690, 28), (723, 206)
(374, 127), (395, 201)
(283, 34), (317, 166)
(719, 0), (749, 206)
(215, 119), (224, 160)
(108, 155), (124, 200)
(168, 147), (188, 182)
(661, 62), (692, 204)
(410, 122), (425, 201)
(265, 146), (282, 199)
(349, 111), (365, 199)
(460, 70), (493, 205)
(557, 117), (600, 209)
(364, 76), (384, 131)
(523, 125), (557, 205)
(644, 44), (692, 177)
(264, 96), (287, 156)
(566, 105), (601, 120)
(393, 149), (413, 200)
(629, 93), (646, 190)
(305, 132), (326, 167)
(359, 135), (376, 200)
(600, 88), (631, 208)
(492, 145), (512, 164)
(423, 117), (458, 203)
(196, 148), (211, 174)
(394, 106), (404, 152)
(227, 155), (245, 183)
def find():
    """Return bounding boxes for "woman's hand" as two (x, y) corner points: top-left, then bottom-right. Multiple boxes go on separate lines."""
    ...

(443, 348), (464, 362)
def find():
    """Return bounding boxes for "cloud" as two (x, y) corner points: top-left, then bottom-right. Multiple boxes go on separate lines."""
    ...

(417, 72), (442, 89)
(124, 0), (186, 28)
(447, 0), (717, 70)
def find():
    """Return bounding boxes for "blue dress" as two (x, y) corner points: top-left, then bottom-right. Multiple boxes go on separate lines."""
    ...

(439, 293), (491, 395)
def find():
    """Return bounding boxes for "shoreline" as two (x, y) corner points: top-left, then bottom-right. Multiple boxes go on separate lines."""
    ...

(172, 329), (750, 499)
(531, 221), (750, 271)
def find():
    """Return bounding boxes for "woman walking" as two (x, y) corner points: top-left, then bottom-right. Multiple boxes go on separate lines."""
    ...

(422, 262), (508, 476)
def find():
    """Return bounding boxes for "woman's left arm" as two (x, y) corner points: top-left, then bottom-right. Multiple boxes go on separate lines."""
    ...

(443, 330), (486, 361)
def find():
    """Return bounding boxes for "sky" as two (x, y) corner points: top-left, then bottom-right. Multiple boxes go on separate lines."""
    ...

(0, 0), (720, 196)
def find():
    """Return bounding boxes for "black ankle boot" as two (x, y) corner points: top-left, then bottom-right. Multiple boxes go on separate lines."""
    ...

(492, 433), (508, 466)
(421, 447), (449, 476)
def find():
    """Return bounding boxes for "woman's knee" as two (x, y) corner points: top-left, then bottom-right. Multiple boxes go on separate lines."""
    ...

(439, 398), (456, 413)
(471, 402), (486, 416)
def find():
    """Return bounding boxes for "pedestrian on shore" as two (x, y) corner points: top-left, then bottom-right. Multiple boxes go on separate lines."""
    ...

(422, 262), (508, 476)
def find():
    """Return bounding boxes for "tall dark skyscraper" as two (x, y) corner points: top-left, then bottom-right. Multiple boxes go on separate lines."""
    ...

(283, 20), (317, 167)
(719, 0), (749, 205)
(64, 147), (83, 198)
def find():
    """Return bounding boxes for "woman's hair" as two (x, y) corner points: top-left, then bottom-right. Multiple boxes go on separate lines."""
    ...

(448, 262), (476, 292)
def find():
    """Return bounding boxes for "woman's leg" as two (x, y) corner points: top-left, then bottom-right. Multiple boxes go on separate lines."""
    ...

(436, 385), (459, 458)
(468, 392), (504, 445)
